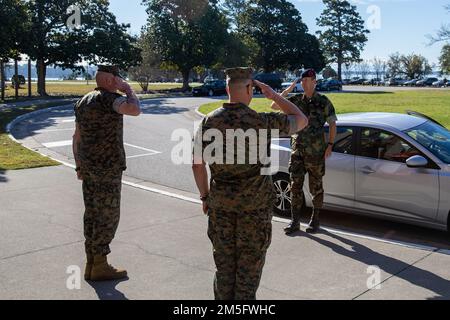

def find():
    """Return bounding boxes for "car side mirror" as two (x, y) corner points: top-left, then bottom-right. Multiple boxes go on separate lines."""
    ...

(406, 155), (428, 168)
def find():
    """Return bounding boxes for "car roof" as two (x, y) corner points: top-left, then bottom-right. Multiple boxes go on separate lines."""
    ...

(336, 112), (428, 131)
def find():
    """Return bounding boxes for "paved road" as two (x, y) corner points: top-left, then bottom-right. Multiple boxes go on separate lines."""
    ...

(9, 95), (450, 249)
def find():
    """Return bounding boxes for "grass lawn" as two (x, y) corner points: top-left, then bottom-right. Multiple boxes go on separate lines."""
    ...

(199, 90), (450, 129)
(0, 103), (62, 170)
(2, 81), (202, 99)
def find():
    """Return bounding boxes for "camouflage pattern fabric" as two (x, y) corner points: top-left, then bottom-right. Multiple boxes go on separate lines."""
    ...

(194, 102), (296, 212)
(194, 102), (296, 300)
(207, 208), (272, 300)
(288, 92), (337, 157)
(82, 170), (122, 256)
(74, 88), (127, 174)
(288, 92), (336, 213)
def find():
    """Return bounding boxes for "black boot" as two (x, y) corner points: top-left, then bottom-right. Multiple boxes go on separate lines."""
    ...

(284, 211), (301, 235)
(306, 209), (320, 234)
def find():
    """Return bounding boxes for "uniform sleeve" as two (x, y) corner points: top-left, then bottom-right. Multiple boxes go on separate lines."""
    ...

(112, 97), (127, 113)
(325, 98), (338, 124)
(102, 92), (124, 113)
(192, 118), (207, 163)
(74, 100), (80, 123)
(260, 112), (297, 136)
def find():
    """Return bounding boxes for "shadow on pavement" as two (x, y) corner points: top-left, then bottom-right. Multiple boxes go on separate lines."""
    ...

(87, 278), (129, 300)
(306, 230), (450, 299)
(0, 170), (7, 183)
(140, 99), (189, 115)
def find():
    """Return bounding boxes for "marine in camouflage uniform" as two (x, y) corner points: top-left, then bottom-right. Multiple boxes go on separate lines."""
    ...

(73, 65), (140, 281)
(192, 67), (306, 300)
(284, 69), (337, 235)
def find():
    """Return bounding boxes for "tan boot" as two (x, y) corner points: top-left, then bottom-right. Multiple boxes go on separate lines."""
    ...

(90, 255), (128, 281)
(84, 254), (94, 281)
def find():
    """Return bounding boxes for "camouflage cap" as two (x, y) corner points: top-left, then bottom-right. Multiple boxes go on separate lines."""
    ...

(97, 64), (123, 78)
(300, 68), (317, 79)
(225, 67), (254, 81)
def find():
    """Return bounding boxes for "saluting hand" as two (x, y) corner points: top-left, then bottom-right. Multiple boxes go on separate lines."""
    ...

(116, 77), (132, 94)
(282, 78), (299, 97)
(253, 80), (277, 100)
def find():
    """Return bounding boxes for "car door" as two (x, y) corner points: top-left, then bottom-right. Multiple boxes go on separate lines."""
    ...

(354, 127), (439, 222)
(322, 126), (356, 208)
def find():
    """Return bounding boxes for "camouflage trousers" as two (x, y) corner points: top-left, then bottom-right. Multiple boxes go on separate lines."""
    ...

(207, 208), (272, 300)
(82, 170), (122, 256)
(289, 153), (326, 218)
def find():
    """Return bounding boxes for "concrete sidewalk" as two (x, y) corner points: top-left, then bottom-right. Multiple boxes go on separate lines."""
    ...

(0, 165), (449, 300)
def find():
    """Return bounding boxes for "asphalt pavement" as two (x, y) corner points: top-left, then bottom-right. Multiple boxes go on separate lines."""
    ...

(1, 165), (450, 300)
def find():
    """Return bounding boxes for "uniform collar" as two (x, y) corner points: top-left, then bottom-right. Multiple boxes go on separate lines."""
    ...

(223, 102), (248, 108)
(302, 91), (319, 102)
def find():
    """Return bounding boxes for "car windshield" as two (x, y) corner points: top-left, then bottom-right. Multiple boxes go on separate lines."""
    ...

(404, 121), (450, 164)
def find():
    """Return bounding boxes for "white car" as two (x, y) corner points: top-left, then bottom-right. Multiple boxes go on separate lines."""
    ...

(271, 112), (450, 232)
(281, 79), (303, 93)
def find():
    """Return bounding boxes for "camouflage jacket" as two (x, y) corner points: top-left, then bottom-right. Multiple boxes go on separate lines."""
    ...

(74, 88), (126, 174)
(288, 92), (337, 159)
(193, 102), (297, 212)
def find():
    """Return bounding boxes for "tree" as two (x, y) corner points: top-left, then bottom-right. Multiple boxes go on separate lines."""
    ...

(128, 34), (163, 92)
(316, 0), (369, 81)
(427, 4), (450, 44)
(439, 44), (450, 75)
(356, 61), (370, 79)
(222, 0), (246, 29)
(238, 0), (325, 73)
(387, 53), (432, 79)
(22, 0), (141, 96)
(143, 0), (229, 92)
(343, 62), (354, 80)
(0, 0), (28, 100)
(387, 53), (402, 78)
(372, 57), (386, 81)
(322, 66), (337, 79)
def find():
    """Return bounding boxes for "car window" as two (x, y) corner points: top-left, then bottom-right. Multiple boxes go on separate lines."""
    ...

(325, 127), (355, 155)
(360, 128), (422, 163)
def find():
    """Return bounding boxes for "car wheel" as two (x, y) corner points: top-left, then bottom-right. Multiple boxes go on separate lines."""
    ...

(273, 172), (292, 216)
(208, 89), (214, 97)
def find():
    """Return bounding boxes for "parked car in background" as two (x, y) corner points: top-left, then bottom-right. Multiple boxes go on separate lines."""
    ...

(363, 78), (382, 86)
(270, 112), (450, 232)
(349, 78), (367, 85)
(281, 78), (303, 93)
(192, 80), (226, 97)
(316, 79), (343, 91)
(385, 78), (408, 86)
(432, 79), (448, 87)
(254, 73), (283, 93)
(403, 79), (420, 86)
(342, 79), (351, 85)
(416, 77), (439, 87)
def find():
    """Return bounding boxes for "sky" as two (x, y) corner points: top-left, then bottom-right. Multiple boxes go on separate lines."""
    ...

(109, 0), (450, 65)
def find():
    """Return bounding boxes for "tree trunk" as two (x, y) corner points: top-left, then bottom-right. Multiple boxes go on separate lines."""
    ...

(14, 59), (19, 99)
(37, 59), (47, 96)
(181, 69), (191, 92)
(337, 56), (343, 82)
(0, 61), (4, 101)
(28, 59), (32, 97)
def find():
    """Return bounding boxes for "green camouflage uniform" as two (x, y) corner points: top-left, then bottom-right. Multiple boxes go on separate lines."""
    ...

(288, 92), (337, 216)
(74, 88), (127, 256)
(194, 102), (296, 300)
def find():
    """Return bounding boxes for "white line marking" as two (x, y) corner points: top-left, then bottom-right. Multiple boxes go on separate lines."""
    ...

(42, 140), (73, 148)
(36, 128), (74, 133)
(62, 119), (75, 123)
(273, 216), (439, 252)
(124, 143), (161, 154)
(126, 153), (160, 159)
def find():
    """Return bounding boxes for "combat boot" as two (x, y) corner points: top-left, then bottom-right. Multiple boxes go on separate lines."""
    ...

(84, 254), (94, 281)
(90, 255), (128, 281)
(306, 209), (320, 234)
(284, 211), (301, 235)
